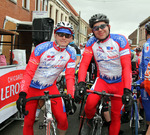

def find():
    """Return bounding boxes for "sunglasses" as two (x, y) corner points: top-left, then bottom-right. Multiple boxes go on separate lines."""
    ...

(93, 24), (108, 31)
(56, 32), (72, 38)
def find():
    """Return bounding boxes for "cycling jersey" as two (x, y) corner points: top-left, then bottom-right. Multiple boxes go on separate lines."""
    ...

(137, 38), (150, 121)
(69, 42), (81, 58)
(20, 41), (76, 97)
(78, 34), (132, 89)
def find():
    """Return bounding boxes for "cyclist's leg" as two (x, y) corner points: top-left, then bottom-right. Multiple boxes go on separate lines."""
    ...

(108, 82), (123, 135)
(23, 87), (39, 135)
(84, 78), (106, 119)
(49, 85), (68, 132)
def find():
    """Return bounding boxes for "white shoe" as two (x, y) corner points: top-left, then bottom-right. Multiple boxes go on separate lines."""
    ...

(139, 115), (143, 121)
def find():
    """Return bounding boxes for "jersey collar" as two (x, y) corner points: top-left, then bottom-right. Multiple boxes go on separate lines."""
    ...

(53, 42), (66, 52)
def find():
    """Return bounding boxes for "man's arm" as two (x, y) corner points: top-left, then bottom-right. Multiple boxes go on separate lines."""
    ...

(78, 47), (93, 82)
(20, 50), (40, 93)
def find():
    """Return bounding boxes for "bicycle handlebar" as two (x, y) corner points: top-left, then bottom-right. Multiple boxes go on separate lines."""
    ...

(86, 90), (122, 98)
(26, 94), (69, 102)
(23, 91), (71, 116)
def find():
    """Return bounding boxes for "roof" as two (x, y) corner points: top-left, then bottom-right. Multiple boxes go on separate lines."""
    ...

(61, 0), (79, 16)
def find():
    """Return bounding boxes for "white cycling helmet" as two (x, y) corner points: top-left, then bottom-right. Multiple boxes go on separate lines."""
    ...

(80, 43), (85, 47)
(54, 21), (74, 35)
(88, 33), (94, 38)
(128, 39), (132, 45)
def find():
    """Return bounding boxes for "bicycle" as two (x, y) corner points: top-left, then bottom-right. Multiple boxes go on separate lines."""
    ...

(78, 89), (121, 135)
(24, 91), (72, 135)
(78, 82), (94, 119)
(130, 83), (141, 135)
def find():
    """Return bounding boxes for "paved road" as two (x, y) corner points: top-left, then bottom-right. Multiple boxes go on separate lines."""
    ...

(0, 104), (146, 135)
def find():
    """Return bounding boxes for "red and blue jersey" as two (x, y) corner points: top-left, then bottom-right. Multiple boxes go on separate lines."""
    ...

(78, 34), (132, 89)
(20, 41), (76, 97)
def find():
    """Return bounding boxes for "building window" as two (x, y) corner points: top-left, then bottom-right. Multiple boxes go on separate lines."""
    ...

(61, 13), (63, 21)
(50, 5), (53, 18)
(65, 16), (67, 21)
(9, 0), (17, 4)
(36, 0), (40, 11)
(42, 0), (47, 11)
(55, 10), (58, 24)
(22, 0), (30, 10)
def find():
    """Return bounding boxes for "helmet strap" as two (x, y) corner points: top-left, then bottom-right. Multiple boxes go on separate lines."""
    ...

(55, 40), (67, 49)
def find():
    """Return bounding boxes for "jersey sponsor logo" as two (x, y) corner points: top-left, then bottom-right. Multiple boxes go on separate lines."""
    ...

(34, 42), (51, 56)
(45, 55), (55, 61)
(106, 46), (117, 52)
(97, 46), (104, 52)
(58, 56), (66, 61)
(60, 56), (64, 59)
(67, 62), (75, 68)
(145, 43), (149, 53)
(107, 54), (119, 60)
(29, 57), (39, 65)
(107, 46), (113, 50)
(111, 34), (127, 48)
(120, 49), (130, 56)
(39, 64), (64, 69)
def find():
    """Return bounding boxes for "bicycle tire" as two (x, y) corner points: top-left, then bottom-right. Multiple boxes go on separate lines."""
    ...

(78, 111), (86, 135)
(134, 102), (138, 135)
(78, 95), (87, 119)
(92, 116), (103, 135)
(46, 121), (56, 135)
(130, 102), (139, 135)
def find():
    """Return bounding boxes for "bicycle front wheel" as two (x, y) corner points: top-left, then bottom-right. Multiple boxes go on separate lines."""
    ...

(130, 102), (139, 135)
(92, 120), (103, 135)
(46, 121), (56, 135)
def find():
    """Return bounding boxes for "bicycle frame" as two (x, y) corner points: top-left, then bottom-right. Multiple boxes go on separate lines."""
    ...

(129, 83), (140, 135)
(44, 94), (57, 135)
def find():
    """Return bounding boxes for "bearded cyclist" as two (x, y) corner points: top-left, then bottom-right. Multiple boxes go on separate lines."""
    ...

(75, 13), (132, 135)
(16, 21), (76, 135)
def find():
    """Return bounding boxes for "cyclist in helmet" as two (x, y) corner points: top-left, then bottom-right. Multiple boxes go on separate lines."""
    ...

(16, 21), (76, 135)
(87, 33), (94, 39)
(134, 21), (150, 135)
(135, 47), (142, 70)
(75, 13), (132, 135)
(69, 34), (81, 67)
(79, 43), (85, 56)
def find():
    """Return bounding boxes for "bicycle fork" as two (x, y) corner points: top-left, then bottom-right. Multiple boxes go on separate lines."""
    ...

(45, 99), (57, 135)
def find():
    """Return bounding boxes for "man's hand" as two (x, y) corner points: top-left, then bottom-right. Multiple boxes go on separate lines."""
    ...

(122, 88), (133, 112)
(64, 95), (77, 115)
(16, 92), (28, 115)
(74, 81), (86, 103)
(121, 111), (131, 124)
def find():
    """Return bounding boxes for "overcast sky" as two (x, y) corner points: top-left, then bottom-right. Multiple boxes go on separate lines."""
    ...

(67, 0), (150, 38)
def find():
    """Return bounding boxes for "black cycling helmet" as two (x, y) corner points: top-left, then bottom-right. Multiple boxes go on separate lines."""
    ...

(89, 13), (109, 28)
(135, 47), (142, 52)
(145, 21), (150, 32)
